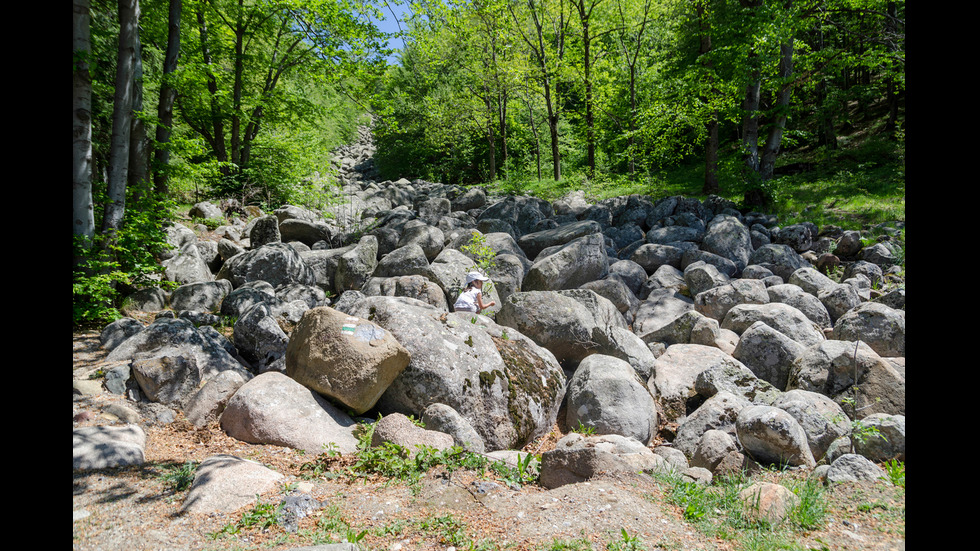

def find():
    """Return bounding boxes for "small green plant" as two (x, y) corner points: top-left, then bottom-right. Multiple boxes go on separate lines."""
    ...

(158, 461), (198, 492)
(213, 497), (283, 536)
(572, 421), (596, 436)
(419, 513), (469, 547)
(884, 459), (905, 488)
(194, 216), (227, 231)
(787, 477), (828, 530)
(606, 528), (644, 551)
(310, 503), (368, 545)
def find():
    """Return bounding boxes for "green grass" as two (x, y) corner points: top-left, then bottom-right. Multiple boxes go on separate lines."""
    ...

(653, 471), (832, 551)
(483, 134), (904, 233)
(298, 419), (539, 492)
(158, 460), (199, 492)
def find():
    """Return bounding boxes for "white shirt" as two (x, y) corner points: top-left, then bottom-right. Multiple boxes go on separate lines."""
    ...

(454, 287), (482, 312)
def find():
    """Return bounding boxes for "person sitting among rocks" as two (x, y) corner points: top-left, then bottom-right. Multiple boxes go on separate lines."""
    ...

(453, 271), (495, 314)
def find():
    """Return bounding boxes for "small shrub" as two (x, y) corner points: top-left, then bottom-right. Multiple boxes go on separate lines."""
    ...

(159, 461), (198, 492)
(884, 459), (905, 488)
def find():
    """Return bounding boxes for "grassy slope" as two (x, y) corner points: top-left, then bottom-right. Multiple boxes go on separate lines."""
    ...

(484, 130), (905, 234)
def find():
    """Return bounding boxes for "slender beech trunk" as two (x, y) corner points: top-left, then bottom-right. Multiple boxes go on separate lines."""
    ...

(197, 7), (228, 165)
(695, 0), (719, 194)
(103, 0), (140, 235)
(759, 39), (795, 181)
(73, 0), (95, 245)
(129, 31), (150, 201)
(153, 0), (181, 194)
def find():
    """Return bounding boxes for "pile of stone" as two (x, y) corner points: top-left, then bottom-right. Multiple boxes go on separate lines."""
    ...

(75, 124), (905, 512)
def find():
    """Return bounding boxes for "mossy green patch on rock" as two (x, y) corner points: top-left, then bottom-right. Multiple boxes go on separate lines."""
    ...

(491, 335), (565, 444)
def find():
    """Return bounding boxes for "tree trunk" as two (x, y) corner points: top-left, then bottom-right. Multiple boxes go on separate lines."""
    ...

(129, 29), (150, 201)
(582, 17), (595, 175)
(197, 7), (228, 165)
(759, 39), (794, 181)
(103, 0), (140, 235)
(73, 0), (95, 244)
(696, 0), (718, 194)
(153, 0), (181, 194)
(741, 66), (761, 173)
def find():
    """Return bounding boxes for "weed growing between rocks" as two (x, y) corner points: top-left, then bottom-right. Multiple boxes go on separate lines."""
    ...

(653, 470), (831, 550)
(298, 419), (539, 493)
(157, 460), (199, 493)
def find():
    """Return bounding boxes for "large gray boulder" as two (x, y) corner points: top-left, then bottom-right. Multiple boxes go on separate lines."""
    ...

(279, 218), (335, 247)
(766, 283), (833, 329)
(522, 234), (609, 291)
(732, 321), (807, 390)
(852, 413), (905, 462)
(683, 261), (730, 297)
(722, 303), (825, 346)
(633, 289), (695, 338)
(396, 222), (445, 261)
(131, 355), (202, 407)
(748, 244), (810, 281)
(421, 403), (486, 453)
(787, 340), (905, 416)
(180, 454), (284, 514)
(163, 243), (215, 284)
(100, 318), (146, 351)
(832, 302), (906, 358)
(649, 344), (748, 422)
(673, 391), (751, 458)
(370, 412), (455, 457)
(73, 424), (146, 471)
(377, 275), (449, 310)
(334, 235), (379, 293)
(299, 245), (354, 292)
(539, 433), (672, 489)
(496, 289), (625, 367)
(285, 306), (410, 415)
(220, 371), (359, 454)
(233, 303), (291, 372)
(217, 242), (317, 289)
(825, 454), (887, 484)
(565, 355), (658, 444)
(169, 280), (233, 313)
(518, 220), (602, 259)
(345, 296), (566, 451)
(105, 317), (250, 381)
(787, 267), (838, 297)
(693, 360), (782, 406)
(630, 243), (688, 273)
(701, 214), (754, 273)
(773, 389), (851, 463)
(736, 405), (816, 468)
(693, 279), (769, 321)
(374, 244), (434, 279)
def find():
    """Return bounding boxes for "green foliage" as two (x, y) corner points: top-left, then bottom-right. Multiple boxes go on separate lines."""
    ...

(73, 193), (176, 327)
(884, 459), (905, 489)
(606, 529), (644, 551)
(158, 461), (199, 493)
(300, 418), (538, 491)
(571, 421), (596, 436)
(313, 504), (368, 546)
(213, 497), (283, 537)
(656, 470), (830, 548)
(193, 216), (228, 231)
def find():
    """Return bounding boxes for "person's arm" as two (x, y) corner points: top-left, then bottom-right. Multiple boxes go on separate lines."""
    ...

(475, 291), (495, 313)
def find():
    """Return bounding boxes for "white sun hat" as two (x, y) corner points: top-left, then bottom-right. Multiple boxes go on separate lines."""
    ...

(464, 271), (490, 286)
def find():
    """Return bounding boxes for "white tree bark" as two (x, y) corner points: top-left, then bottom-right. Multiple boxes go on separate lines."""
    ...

(73, 0), (94, 243)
